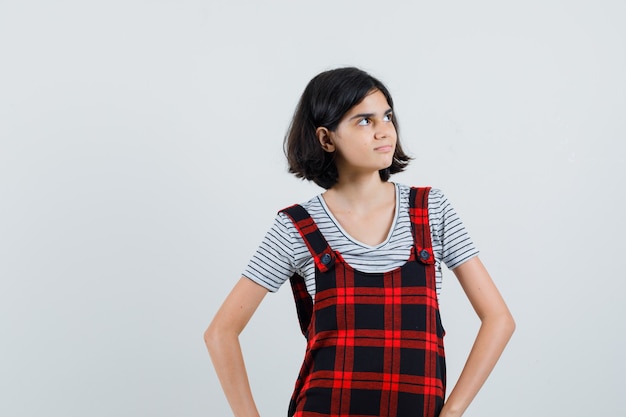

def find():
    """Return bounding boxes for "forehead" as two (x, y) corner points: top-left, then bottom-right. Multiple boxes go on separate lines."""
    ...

(344, 89), (391, 116)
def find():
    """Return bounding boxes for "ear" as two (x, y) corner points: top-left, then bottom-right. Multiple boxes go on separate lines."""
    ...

(316, 127), (335, 153)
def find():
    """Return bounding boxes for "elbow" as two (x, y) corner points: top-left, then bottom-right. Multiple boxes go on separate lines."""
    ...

(204, 320), (239, 355)
(482, 310), (516, 340)
(502, 311), (516, 339)
(505, 313), (517, 337)
(203, 322), (220, 353)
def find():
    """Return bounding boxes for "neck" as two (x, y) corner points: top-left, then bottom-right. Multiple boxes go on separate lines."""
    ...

(324, 172), (393, 212)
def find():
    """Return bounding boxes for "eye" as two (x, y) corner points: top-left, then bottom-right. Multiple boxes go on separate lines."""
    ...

(357, 118), (370, 126)
(383, 113), (393, 122)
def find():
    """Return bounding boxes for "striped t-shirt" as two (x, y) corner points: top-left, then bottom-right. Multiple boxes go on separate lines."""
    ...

(243, 183), (479, 300)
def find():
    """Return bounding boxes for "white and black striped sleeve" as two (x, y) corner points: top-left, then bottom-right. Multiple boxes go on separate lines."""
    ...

(429, 189), (479, 270)
(242, 212), (299, 292)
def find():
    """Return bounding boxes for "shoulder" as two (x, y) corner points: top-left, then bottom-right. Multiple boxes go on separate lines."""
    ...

(394, 183), (448, 211)
(275, 194), (327, 237)
(278, 193), (322, 214)
(277, 195), (324, 225)
(427, 188), (449, 213)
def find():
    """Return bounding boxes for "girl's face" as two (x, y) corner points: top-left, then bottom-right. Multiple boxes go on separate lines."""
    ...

(318, 89), (397, 180)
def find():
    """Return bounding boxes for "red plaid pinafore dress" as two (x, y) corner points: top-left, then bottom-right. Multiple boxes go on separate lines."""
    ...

(280, 187), (446, 417)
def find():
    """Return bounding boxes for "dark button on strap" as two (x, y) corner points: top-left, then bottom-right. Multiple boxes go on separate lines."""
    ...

(419, 249), (430, 261)
(321, 253), (332, 265)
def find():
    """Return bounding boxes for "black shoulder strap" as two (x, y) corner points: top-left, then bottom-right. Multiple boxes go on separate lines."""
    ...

(409, 187), (435, 265)
(280, 204), (336, 272)
(279, 204), (335, 338)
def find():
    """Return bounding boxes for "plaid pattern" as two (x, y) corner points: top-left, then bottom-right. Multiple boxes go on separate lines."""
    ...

(281, 187), (445, 417)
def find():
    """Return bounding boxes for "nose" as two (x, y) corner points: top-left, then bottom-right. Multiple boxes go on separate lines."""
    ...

(375, 122), (395, 140)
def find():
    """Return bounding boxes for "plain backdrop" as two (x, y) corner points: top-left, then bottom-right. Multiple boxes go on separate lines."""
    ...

(1, 1), (625, 416)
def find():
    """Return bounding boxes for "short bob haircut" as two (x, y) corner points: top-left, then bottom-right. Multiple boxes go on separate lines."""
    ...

(284, 67), (412, 190)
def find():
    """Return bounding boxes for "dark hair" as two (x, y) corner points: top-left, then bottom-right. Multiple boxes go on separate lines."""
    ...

(284, 67), (412, 189)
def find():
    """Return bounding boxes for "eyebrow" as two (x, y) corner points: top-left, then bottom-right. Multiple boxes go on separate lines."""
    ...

(348, 108), (393, 121)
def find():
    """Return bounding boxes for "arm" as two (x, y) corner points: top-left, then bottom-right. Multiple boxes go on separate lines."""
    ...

(439, 256), (516, 417)
(204, 277), (270, 417)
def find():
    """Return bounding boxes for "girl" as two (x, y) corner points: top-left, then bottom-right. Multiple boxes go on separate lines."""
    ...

(205, 67), (515, 417)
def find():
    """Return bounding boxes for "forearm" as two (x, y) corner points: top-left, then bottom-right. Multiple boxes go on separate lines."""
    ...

(439, 312), (515, 417)
(205, 329), (260, 417)
(204, 277), (268, 416)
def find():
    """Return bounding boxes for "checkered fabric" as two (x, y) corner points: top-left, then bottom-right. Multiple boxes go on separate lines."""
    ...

(281, 187), (446, 417)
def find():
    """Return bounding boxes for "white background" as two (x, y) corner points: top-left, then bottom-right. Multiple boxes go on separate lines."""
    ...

(1, 1), (625, 416)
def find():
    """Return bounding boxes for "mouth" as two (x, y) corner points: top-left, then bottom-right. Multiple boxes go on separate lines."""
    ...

(374, 145), (393, 152)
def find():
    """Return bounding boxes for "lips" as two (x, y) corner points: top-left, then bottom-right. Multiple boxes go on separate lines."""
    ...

(374, 145), (393, 152)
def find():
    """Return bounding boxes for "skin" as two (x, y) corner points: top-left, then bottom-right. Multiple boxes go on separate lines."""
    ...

(316, 90), (398, 246)
(205, 89), (515, 417)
